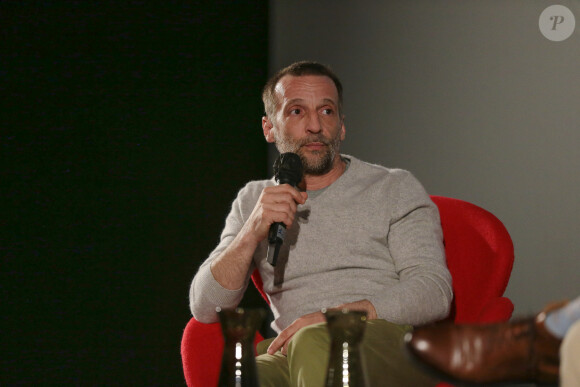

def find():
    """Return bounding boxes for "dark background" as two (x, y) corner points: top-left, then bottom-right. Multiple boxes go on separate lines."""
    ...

(2, 1), (269, 385)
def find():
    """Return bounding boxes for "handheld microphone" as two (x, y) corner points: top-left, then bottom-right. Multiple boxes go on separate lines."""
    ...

(267, 152), (303, 266)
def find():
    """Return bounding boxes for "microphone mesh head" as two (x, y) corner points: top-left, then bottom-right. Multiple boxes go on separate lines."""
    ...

(274, 153), (303, 186)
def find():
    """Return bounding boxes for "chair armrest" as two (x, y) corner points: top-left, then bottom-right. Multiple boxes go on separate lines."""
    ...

(181, 319), (223, 387)
(181, 317), (265, 387)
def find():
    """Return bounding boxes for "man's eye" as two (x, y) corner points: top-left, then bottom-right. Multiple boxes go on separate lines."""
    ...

(322, 108), (333, 115)
(290, 108), (301, 115)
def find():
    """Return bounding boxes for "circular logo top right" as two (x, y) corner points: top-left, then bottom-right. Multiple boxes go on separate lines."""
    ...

(539, 5), (576, 42)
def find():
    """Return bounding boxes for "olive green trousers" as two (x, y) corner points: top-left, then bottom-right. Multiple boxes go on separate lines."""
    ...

(255, 319), (439, 387)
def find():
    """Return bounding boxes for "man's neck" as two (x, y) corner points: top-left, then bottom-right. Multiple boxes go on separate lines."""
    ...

(302, 156), (347, 191)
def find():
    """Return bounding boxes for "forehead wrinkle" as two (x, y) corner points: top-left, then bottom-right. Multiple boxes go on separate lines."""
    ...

(285, 98), (305, 105)
(274, 75), (340, 114)
(283, 97), (338, 108)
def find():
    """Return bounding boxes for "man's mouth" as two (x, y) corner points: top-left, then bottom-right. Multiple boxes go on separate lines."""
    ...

(302, 142), (327, 151)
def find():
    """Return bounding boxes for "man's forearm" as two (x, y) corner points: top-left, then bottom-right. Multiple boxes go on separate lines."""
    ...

(209, 225), (260, 290)
(210, 184), (307, 289)
(189, 229), (259, 322)
(370, 271), (452, 325)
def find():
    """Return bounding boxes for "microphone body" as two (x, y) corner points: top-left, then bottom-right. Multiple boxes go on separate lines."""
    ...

(267, 153), (303, 266)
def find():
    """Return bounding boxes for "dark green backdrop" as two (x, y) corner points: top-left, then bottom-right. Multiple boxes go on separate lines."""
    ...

(2, 1), (269, 384)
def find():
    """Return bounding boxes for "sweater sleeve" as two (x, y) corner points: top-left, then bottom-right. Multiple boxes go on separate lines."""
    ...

(188, 185), (257, 323)
(369, 172), (453, 326)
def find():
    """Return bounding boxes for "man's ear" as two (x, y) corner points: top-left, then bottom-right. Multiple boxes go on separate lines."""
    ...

(262, 116), (275, 143)
(340, 116), (346, 141)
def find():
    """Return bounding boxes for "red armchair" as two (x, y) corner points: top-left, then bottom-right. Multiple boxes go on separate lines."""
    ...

(181, 196), (515, 386)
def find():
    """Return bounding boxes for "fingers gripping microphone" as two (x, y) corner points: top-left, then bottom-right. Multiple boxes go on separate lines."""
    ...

(267, 152), (303, 266)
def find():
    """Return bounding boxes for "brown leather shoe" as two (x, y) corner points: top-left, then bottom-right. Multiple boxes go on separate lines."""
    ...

(405, 301), (566, 384)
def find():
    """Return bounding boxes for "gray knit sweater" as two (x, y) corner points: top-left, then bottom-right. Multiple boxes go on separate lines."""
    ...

(190, 155), (453, 333)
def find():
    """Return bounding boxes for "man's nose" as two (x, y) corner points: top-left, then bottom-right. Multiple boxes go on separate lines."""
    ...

(305, 111), (322, 133)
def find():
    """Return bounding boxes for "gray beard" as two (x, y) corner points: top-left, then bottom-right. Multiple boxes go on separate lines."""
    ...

(299, 146), (336, 175)
(274, 133), (342, 176)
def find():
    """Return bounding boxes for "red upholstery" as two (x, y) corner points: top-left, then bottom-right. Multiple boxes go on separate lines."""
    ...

(181, 196), (514, 386)
(430, 196), (514, 323)
(181, 318), (264, 387)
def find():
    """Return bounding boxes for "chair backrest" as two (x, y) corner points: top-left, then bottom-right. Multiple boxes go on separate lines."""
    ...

(430, 195), (514, 323)
(251, 195), (514, 324)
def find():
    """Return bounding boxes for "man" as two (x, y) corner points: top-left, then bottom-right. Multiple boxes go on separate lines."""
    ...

(190, 61), (453, 386)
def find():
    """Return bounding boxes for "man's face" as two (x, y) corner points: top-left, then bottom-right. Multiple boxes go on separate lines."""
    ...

(263, 75), (345, 176)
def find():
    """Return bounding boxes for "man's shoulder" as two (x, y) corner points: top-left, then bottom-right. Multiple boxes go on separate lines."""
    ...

(346, 156), (432, 212)
(345, 155), (427, 199)
(347, 155), (414, 181)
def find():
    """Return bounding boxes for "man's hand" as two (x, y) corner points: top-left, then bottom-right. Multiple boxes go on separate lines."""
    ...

(267, 310), (326, 356)
(243, 184), (308, 245)
(266, 299), (378, 356)
(209, 184), (307, 290)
